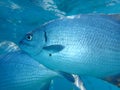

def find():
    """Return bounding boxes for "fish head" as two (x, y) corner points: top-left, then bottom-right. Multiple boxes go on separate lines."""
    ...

(19, 28), (46, 55)
(19, 20), (65, 57)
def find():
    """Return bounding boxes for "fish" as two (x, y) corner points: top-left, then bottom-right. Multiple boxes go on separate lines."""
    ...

(19, 14), (120, 86)
(0, 51), (75, 90)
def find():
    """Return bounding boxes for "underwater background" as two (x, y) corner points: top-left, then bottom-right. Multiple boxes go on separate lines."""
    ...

(0, 0), (120, 90)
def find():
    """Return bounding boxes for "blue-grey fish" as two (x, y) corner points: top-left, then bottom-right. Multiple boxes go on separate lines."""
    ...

(19, 15), (120, 85)
(0, 51), (74, 90)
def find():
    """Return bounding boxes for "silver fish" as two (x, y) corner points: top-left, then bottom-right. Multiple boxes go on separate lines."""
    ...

(0, 51), (69, 90)
(19, 15), (120, 85)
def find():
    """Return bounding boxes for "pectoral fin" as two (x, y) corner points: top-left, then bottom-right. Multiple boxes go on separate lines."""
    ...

(43, 45), (65, 53)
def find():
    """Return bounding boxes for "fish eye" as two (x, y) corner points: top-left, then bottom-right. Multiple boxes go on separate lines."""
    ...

(25, 34), (33, 41)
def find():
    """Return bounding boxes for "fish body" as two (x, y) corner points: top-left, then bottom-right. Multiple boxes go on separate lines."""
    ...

(0, 51), (58, 90)
(19, 15), (120, 78)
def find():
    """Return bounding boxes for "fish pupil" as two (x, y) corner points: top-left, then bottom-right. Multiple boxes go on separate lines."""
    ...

(26, 34), (32, 41)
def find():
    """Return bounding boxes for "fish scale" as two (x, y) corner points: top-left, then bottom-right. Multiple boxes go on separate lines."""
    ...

(46, 26), (119, 55)
(46, 16), (120, 77)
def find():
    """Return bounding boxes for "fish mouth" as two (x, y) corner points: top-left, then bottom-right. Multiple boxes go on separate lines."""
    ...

(19, 40), (34, 47)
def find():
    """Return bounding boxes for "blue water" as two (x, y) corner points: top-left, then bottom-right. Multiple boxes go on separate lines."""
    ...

(55, 0), (120, 14)
(0, 0), (120, 90)
(1, 0), (120, 43)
